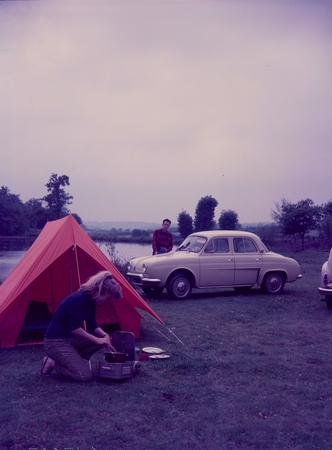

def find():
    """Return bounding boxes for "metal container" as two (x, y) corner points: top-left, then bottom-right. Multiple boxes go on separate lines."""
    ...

(104, 351), (127, 363)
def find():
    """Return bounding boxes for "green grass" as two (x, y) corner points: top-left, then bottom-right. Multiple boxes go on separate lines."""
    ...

(1, 249), (332, 450)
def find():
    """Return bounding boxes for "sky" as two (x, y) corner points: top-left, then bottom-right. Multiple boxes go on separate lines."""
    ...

(1, 0), (331, 226)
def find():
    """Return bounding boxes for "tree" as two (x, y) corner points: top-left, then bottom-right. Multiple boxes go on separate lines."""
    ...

(25, 198), (48, 229)
(253, 222), (281, 247)
(131, 229), (142, 237)
(71, 213), (83, 225)
(318, 200), (332, 248)
(271, 197), (322, 250)
(131, 229), (149, 238)
(177, 210), (194, 239)
(42, 173), (73, 220)
(194, 195), (218, 232)
(0, 186), (29, 235)
(322, 201), (332, 217)
(218, 209), (239, 230)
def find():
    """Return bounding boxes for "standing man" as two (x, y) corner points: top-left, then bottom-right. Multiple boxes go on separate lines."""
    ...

(152, 219), (173, 255)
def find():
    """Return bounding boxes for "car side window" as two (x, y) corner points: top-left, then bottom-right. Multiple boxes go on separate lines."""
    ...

(205, 241), (214, 253)
(205, 239), (229, 253)
(234, 238), (257, 253)
(216, 239), (229, 253)
(234, 238), (244, 253)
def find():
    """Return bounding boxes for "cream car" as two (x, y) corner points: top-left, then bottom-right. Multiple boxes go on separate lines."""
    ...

(126, 230), (302, 300)
(318, 248), (332, 309)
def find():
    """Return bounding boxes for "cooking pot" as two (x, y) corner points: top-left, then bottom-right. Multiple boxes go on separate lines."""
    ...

(104, 351), (128, 363)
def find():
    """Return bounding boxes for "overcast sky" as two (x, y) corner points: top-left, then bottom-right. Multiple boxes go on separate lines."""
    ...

(1, 0), (331, 225)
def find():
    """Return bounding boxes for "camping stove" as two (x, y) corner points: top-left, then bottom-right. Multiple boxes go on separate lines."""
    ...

(99, 360), (140, 380)
(98, 331), (140, 380)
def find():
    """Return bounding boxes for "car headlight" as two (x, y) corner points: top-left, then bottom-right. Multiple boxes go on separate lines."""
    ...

(142, 263), (147, 273)
(127, 262), (131, 271)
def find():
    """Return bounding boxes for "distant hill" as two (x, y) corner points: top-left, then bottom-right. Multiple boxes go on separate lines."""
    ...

(83, 221), (161, 231)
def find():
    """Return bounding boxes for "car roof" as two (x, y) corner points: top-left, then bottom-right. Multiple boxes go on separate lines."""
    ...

(188, 230), (259, 239)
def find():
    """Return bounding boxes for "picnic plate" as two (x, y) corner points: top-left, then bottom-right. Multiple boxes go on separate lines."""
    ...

(142, 347), (164, 354)
(149, 354), (170, 359)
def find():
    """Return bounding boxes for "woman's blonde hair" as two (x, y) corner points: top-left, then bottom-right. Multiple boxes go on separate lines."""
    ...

(80, 271), (122, 300)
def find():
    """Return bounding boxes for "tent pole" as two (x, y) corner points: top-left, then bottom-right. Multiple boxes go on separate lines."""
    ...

(70, 246), (73, 294)
(50, 265), (55, 314)
(72, 244), (85, 330)
(72, 244), (81, 288)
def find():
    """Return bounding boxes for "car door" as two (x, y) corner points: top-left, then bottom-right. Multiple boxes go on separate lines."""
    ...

(199, 238), (235, 287)
(232, 237), (262, 285)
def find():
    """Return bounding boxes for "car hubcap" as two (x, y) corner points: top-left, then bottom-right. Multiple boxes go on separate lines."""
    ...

(174, 278), (190, 297)
(177, 281), (187, 294)
(268, 276), (281, 291)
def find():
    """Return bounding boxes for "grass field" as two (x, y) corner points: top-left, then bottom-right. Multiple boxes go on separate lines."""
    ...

(1, 249), (332, 450)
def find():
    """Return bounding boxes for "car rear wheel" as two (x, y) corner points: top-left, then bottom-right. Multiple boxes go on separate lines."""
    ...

(326, 296), (332, 309)
(167, 273), (192, 300)
(261, 272), (285, 295)
(142, 286), (164, 296)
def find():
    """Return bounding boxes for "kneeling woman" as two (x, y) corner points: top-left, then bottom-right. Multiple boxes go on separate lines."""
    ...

(41, 271), (122, 381)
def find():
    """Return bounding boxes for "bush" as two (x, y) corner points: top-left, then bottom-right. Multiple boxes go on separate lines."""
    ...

(104, 242), (128, 276)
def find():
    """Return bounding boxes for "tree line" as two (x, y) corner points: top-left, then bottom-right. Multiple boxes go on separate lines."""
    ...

(177, 195), (239, 239)
(177, 195), (332, 250)
(0, 174), (81, 236)
(1, 177), (332, 251)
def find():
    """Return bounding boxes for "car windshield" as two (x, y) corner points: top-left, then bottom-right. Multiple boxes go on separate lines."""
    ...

(177, 236), (207, 253)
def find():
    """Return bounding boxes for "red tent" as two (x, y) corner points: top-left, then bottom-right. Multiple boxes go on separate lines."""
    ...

(0, 215), (165, 348)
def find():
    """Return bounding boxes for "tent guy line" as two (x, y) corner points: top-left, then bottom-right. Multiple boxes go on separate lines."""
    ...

(140, 314), (187, 348)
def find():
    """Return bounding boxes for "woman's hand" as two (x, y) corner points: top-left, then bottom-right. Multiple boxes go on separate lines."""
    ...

(102, 334), (116, 351)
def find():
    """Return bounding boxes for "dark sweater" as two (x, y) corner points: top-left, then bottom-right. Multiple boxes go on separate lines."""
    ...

(45, 291), (98, 339)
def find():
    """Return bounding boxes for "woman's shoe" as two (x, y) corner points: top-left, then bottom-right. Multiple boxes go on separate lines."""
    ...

(41, 356), (54, 375)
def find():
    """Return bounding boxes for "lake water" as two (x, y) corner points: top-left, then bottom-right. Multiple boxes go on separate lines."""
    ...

(97, 241), (153, 261)
(0, 241), (153, 283)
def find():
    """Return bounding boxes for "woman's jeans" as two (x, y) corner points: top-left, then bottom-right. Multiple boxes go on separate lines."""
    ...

(44, 336), (103, 382)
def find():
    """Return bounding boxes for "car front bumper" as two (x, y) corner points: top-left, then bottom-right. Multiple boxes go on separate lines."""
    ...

(318, 286), (332, 297)
(127, 272), (161, 287)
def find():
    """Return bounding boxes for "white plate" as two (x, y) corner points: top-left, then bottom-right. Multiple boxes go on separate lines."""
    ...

(142, 347), (164, 354)
(149, 354), (170, 359)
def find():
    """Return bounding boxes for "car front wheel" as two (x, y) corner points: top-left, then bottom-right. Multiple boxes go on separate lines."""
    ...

(261, 272), (285, 295)
(167, 273), (192, 300)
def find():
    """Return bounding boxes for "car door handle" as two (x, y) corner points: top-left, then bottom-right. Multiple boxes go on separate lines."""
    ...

(255, 257), (261, 261)
(227, 258), (233, 261)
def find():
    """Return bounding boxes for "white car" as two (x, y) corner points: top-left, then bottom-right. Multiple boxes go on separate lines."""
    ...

(318, 248), (332, 309)
(127, 230), (302, 300)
